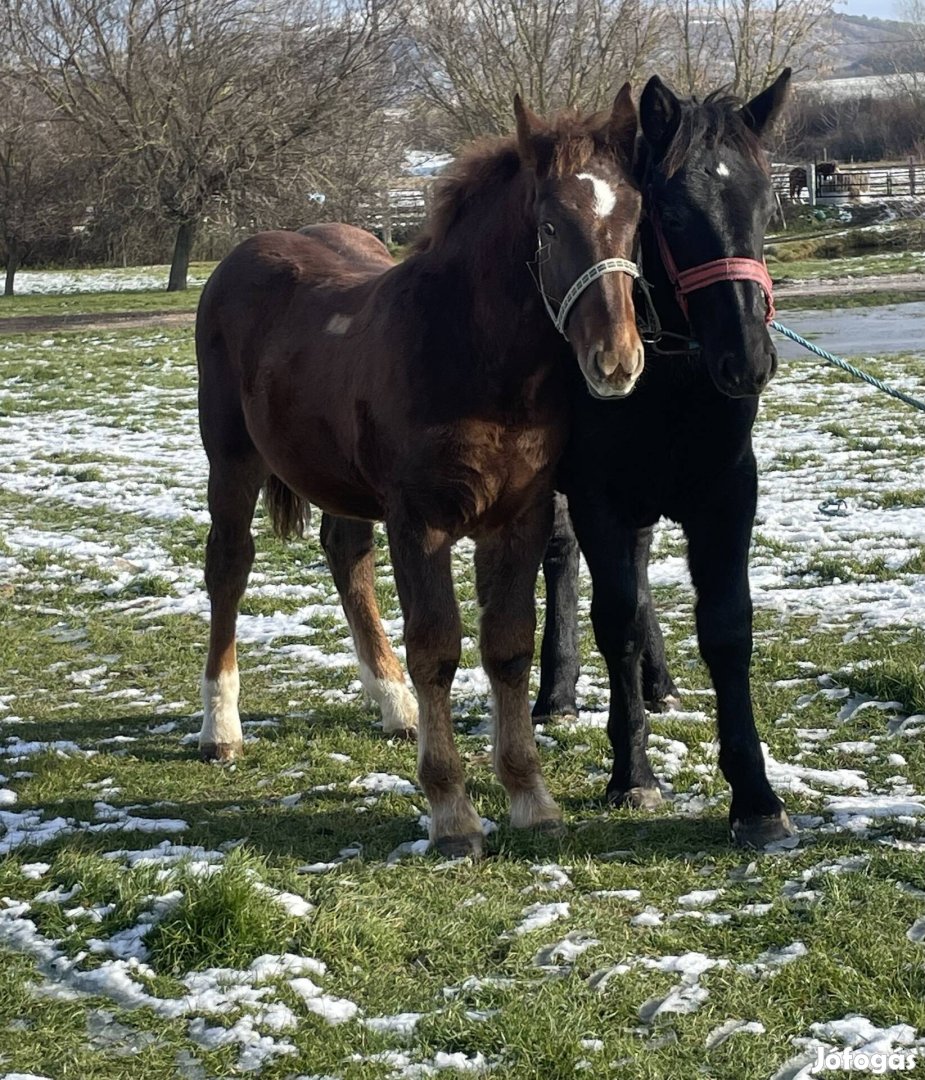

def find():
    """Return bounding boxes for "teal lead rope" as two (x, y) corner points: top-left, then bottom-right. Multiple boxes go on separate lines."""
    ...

(770, 319), (925, 414)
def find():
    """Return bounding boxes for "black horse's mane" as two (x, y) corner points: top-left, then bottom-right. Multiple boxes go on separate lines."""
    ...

(660, 91), (768, 178)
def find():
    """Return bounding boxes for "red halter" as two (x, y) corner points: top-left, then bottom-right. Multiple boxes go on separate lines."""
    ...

(650, 210), (775, 324)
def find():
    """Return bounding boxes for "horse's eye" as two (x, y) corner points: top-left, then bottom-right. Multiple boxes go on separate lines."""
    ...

(541, 222), (556, 237)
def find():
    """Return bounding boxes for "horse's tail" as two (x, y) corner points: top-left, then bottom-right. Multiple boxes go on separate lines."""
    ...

(263, 475), (309, 539)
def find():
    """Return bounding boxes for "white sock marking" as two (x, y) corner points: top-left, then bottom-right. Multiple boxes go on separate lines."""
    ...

(358, 660), (418, 733)
(200, 668), (242, 748)
(576, 173), (617, 218)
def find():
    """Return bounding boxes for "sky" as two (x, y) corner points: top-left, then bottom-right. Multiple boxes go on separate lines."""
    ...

(841, 0), (901, 18)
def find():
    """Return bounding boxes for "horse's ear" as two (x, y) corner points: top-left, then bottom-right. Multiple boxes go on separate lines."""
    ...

(514, 94), (553, 175)
(608, 82), (638, 166)
(640, 75), (680, 156)
(741, 68), (791, 137)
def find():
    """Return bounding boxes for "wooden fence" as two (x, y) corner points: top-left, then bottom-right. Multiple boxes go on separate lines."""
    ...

(358, 160), (925, 242)
(773, 160), (925, 204)
(358, 185), (432, 244)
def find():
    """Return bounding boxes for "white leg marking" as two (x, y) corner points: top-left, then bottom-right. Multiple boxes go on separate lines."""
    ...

(577, 172), (617, 218)
(200, 668), (242, 749)
(358, 660), (418, 733)
(418, 709), (482, 845)
(488, 695), (561, 828)
(509, 783), (561, 829)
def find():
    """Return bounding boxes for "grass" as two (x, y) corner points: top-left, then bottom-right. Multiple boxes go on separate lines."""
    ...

(0, 276), (925, 1077)
(145, 849), (306, 974)
(0, 287), (205, 319)
(0, 262), (214, 318)
(776, 290), (925, 312)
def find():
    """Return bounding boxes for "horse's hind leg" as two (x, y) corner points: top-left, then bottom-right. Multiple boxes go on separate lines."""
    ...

(197, 338), (268, 762)
(199, 456), (266, 760)
(319, 513), (418, 737)
(476, 501), (561, 831)
(533, 493), (580, 724)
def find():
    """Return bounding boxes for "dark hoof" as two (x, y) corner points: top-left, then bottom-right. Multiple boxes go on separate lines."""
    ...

(532, 702), (578, 725)
(199, 740), (243, 763)
(385, 727), (417, 742)
(532, 712), (578, 727)
(610, 786), (663, 811)
(731, 810), (796, 848)
(645, 693), (681, 714)
(435, 832), (484, 860)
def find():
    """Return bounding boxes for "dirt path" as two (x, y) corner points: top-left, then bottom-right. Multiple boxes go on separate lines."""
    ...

(774, 272), (925, 298)
(0, 309), (196, 335)
(3, 273), (925, 336)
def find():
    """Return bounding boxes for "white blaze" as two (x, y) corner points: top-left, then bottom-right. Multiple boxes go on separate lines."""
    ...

(576, 173), (617, 219)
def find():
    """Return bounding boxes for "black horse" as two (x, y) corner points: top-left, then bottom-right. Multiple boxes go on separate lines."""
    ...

(535, 71), (794, 848)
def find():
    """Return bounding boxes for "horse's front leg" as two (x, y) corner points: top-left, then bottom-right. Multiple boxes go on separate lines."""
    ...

(475, 500), (561, 831)
(533, 493), (580, 724)
(570, 498), (661, 809)
(388, 517), (483, 858)
(683, 488), (794, 847)
(637, 530), (681, 713)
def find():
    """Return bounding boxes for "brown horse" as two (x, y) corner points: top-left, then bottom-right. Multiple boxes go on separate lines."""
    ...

(788, 161), (838, 200)
(196, 89), (644, 857)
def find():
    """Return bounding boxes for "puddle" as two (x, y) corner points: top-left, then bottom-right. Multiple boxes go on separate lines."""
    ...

(773, 302), (925, 361)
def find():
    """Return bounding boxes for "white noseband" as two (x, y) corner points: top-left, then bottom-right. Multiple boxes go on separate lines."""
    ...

(535, 236), (640, 338)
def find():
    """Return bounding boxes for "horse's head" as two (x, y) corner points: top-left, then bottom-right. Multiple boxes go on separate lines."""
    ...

(640, 71), (791, 398)
(515, 88), (644, 400)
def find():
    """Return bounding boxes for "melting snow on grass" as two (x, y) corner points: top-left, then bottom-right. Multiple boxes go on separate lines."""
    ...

(3, 301), (925, 1073)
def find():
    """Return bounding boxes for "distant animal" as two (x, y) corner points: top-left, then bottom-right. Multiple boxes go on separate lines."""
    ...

(851, 171), (871, 196)
(840, 171), (870, 198)
(788, 161), (838, 200)
(195, 90), (644, 859)
(537, 70), (797, 849)
(788, 167), (806, 200)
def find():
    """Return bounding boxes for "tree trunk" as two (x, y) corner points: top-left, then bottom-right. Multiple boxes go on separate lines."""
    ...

(167, 220), (195, 291)
(3, 240), (20, 297)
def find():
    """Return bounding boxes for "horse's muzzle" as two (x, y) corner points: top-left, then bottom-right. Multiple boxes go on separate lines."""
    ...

(581, 341), (645, 399)
(710, 343), (778, 398)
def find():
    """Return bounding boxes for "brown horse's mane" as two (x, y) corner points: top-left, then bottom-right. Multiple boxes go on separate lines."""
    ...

(414, 111), (625, 255)
(661, 91), (768, 179)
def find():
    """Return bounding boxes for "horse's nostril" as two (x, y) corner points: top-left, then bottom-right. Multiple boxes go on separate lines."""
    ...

(591, 346), (639, 382)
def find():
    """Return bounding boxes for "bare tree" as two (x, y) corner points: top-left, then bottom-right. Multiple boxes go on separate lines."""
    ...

(659, 0), (713, 95)
(0, 64), (88, 295)
(660, 0), (834, 99)
(11, 0), (400, 289)
(716, 0), (834, 98)
(880, 0), (925, 105)
(405, 0), (665, 141)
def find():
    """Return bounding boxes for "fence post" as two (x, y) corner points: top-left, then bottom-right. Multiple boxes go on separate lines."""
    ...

(808, 162), (816, 207)
(910, 158), (917, 197)
(381, 192), (393, 247)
